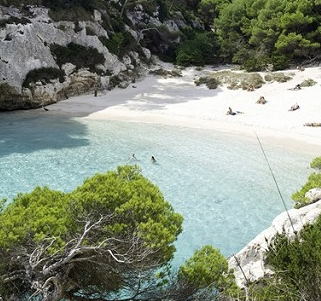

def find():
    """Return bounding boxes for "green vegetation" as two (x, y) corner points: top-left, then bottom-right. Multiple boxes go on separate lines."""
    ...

(311, 157), (321, 170)
(0, 164), (241, 301)
(175, 32), (221, 66)
(50, 42), (105, 72)
(248, 212), (321, 300)
(0, 16), (31, 27)
(0, 165), (184, 300)
(195, 70), (264, 90)
(292, 156), (321, 208)
(243, 157), (321, 300)
(215, 0), (321, 70)
(22, 67), (65, 88)
(177, 245), (240, 298)
(99, 31), (138, 58)
(301, 78), (317, 87)
(264, 72), (294, 83)
(2, 0), (321, 69)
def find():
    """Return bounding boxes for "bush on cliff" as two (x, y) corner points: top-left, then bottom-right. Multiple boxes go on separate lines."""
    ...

(22, 67), (65, 88)
(50, 42), (105, 72)
(248, 212), (321, 300)
(292, 156), (321, 208)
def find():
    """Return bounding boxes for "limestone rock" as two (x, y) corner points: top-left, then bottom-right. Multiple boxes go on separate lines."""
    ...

(305, 188), (321, 203)
(228, 200), (321, 288)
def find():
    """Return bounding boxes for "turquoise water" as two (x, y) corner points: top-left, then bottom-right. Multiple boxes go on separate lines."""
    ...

(0, 111), (314, 266)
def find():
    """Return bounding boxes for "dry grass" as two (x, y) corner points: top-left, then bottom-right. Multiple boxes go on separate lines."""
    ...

(195, 70), (265, 90)
(194, 70), (295, 90)
(264, 72), (294, 83)
(301, 78), (317, 87)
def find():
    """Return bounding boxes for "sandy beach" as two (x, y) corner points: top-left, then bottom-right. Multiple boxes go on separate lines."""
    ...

(44, 63), (321, 155)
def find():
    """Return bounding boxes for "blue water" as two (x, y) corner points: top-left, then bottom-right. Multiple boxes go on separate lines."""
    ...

(0, 111), (314, 266)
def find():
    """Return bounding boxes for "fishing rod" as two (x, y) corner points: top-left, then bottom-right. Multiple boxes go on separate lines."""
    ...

(254, 130), (295, 233)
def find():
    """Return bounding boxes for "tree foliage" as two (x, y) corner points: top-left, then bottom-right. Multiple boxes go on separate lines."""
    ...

(0, 165), (183, 301)
(248, 213), (321, 300)
(178, 245), (238, 294)
(292, 156), (321, 208)
(215, 0), (321, 70)
(176, 32), (220, 66)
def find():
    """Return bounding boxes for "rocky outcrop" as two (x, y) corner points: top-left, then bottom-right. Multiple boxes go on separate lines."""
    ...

(305, 188), (321, 203)
(0, 6), (126, 109)
(0, 3), (193, 110)
(228, 199), (321, 288)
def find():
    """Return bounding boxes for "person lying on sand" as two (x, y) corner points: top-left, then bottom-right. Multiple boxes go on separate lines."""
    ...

(226, 107), (244, 115)
(289, 103), (300, 111)
(256, 96), (267, 104)
(288, 84), (302, 91)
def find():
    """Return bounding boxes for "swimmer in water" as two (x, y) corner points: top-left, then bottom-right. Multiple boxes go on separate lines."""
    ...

(151, 156), (157, 163)
(126, 153), (137, 163)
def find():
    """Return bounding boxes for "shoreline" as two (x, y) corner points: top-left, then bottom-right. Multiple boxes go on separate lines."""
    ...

(37, 63), (321, 156)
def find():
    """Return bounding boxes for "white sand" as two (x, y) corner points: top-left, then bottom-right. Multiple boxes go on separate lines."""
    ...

(44, 63), (321, 155)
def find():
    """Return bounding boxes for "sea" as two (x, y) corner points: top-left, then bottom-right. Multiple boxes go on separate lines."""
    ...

(0, 111), (315, 267)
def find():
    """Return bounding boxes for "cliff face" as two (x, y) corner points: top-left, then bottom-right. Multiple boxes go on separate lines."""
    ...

(0, 4), (188, 110)
(228, 198), (321, 288)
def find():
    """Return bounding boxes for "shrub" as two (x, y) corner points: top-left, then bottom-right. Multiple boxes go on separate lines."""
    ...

(301, 78), (317, 87)
(311, 157), (321, 170)
(48, 6), (92, 22)
(50, 42), (105, 71)
(264, 72), (293, 83)
(178, 245), (240, 298)
(0, 16), (31, 27)
(22, 67), (65, 88)
(254, 215), (321, 301)
(292, 156), (321, 208)
(195, 71), (264, 90)
(100, 31), (140, 58)
(85, 26), (96, 36)
(195, 76), (222, 89)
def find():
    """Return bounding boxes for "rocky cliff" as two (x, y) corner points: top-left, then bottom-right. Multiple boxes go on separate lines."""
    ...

(228, 195), (321, 288)
(0, 3), (191, 110)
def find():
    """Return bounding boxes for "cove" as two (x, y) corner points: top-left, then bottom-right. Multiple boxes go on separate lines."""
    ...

(0, 111), (314, 267)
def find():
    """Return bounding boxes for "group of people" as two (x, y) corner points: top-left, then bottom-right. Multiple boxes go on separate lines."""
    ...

(129, 154), (157, 163)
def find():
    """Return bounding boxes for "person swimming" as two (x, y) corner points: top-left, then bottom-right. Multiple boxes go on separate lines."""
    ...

(151, 156), (157, 163)
(126, 153), (137, 163)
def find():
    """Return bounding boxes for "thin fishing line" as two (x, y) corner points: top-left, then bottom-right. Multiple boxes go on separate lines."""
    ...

(254, 130), (295, 232)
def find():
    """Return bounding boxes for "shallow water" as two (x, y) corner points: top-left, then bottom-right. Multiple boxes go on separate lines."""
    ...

(0, 111), (314, 266)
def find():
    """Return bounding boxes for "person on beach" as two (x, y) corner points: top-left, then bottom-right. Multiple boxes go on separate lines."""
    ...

(151, 156), (157, 163)
(227, 107), (244, 115)
(289, 103), (300, 111)
(226, 107), (236, 115)
(256, 96), (267, 104)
